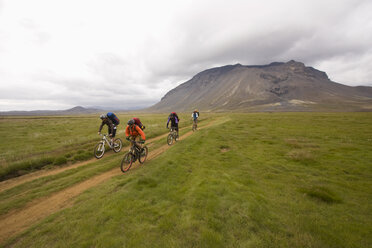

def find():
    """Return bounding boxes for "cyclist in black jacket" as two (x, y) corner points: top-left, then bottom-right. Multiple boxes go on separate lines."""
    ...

(167, 112), (180, 138)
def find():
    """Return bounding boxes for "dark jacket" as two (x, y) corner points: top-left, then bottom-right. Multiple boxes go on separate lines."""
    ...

(167, 115), (179, 128)
(99, 118), (115, 133)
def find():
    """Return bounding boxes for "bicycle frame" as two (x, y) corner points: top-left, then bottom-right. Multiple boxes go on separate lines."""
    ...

(126, 139), (146, 163)
(120, 138), (148, 172)
(101, 134), (112, 147)
(170, 127), (177, 136)
(192, 119), (198, 131)
(128, 139), (140, 152)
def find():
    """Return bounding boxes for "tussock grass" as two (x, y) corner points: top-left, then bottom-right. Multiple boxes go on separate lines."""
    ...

(53, 156), (67, 165)
(299, 186), (343, 204)
(287, 149), (316, 162)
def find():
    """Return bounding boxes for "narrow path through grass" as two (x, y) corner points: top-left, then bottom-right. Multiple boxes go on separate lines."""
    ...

(0, 124), (195, 193)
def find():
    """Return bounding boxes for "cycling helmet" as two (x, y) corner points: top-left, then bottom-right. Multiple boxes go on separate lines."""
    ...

(100, 114), (107, 119)
(127, 119), (135, 125)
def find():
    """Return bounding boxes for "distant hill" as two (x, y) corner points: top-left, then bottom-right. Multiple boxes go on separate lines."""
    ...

(0, 106), (103, 116)
(147, 60), (372, 112)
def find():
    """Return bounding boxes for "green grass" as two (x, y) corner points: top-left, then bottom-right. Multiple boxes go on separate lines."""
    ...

(2, 112), (372, 247)
(0, 114), (217, 216)
(0, 113), (203, 180)
(0, 153), (121, 216)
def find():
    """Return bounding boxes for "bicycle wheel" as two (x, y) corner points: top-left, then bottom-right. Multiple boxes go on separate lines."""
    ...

(94, 142), (105, 159)
(167, 134), (173, 145)
(113, 138), (122, 153)
(138, 146), (148, 164)
(121, 152), (134, 173)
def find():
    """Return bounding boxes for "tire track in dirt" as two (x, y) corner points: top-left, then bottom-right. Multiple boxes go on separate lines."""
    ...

(0, 118), (224, 244)
(0, 127), (187, 193)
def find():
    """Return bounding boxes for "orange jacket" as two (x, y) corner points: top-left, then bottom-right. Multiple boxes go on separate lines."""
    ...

(125, 125), (146, 140)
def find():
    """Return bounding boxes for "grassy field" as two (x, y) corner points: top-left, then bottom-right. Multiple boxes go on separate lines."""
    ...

(0, 113), (196, 180)
(1, 112), (372, 247)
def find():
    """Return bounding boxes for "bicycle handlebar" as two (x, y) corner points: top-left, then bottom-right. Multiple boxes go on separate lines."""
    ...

(126, 137), (145, 144)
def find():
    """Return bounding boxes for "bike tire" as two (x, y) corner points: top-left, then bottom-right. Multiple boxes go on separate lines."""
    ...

(167, 134), (173, 145)
(121, 152), (134, 173)
(94, 142), (105, 159)
(113, 138), (122, 153)
(138, 146), (148, 164)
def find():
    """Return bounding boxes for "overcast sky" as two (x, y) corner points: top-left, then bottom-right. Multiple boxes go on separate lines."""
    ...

(0, 0), (371, 111)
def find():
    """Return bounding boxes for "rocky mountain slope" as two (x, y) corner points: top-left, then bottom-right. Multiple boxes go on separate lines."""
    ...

(147, 60), (372, 112)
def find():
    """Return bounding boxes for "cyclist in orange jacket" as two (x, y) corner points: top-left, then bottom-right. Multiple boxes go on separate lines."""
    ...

(125, 119), (146, 150)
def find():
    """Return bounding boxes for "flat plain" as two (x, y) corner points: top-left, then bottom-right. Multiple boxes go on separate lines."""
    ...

(0, 112), (371, 248)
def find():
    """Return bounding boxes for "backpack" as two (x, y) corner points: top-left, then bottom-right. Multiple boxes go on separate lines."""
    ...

(107, 112), (120, 125)
(133, 117), (145, 130)
(170, 112), (180, 121)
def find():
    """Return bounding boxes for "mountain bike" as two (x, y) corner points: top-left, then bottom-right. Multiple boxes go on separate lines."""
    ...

(192, 119), (198, 131)
(120, 139), (148, 173)
(167, 127), (179, 145)
(94, 134), (122, 159)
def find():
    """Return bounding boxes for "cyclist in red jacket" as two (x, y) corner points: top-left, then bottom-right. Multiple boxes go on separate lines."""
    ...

(125, 119), (146, 150)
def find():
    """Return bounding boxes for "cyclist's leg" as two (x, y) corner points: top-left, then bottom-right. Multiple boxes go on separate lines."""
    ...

(193, 119), (198, 130)
(134, 136), (142, 150)
(175, 123), (179, 137)
(111, 126), (117, 144)
(129, 136), (136, 148)
(108, 127), (113, 145)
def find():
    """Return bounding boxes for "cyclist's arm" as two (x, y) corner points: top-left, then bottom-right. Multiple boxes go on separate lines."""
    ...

(125, 125), (130, 137)
(98, 121), (105, 132)
(135, 125), (146, 140)
(166, 117), (170, 128)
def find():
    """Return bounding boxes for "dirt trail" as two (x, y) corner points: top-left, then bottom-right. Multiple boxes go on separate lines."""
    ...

(0, 119), (221, 244)
(0, 129), (177, 193)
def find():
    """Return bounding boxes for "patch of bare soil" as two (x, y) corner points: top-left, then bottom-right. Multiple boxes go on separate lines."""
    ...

(0, 119), (220, 244)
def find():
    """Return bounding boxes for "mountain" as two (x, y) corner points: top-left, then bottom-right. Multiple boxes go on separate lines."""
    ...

(0, 106), (103, 116)
(147, 60), (372, 112)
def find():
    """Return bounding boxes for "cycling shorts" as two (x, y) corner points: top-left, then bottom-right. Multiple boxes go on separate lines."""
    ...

(171, 124), (179, 131)
(109, 126), (117, 137)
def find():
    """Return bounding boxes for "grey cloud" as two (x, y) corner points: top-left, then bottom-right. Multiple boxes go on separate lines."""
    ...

(1, 0), (371, 110)
(145, 0), (372, 83)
